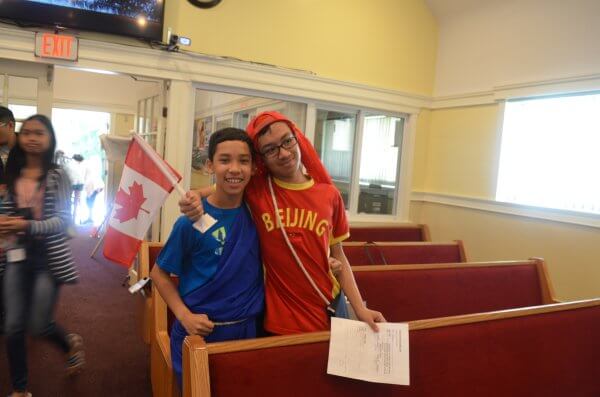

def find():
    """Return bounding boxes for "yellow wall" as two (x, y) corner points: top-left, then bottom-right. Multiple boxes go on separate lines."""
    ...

(411, 103), (600, 301)
(410, 201), (600, 300)
(421, 104), (501, 198)
(411, 109), (431, 191)
(165, 0), (437, 95)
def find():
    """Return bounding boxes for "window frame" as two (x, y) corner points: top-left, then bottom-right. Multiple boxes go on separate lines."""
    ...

(192, 82), (417, 223)
(495, 92), (600, 216)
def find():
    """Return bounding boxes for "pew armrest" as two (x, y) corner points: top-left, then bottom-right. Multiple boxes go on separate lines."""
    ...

(183, 335), (210, 397)
(151, 329), (177, 397)
(157, 330), (172, 366)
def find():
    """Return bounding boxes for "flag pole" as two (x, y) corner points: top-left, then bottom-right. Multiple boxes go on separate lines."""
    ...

(132, 134), (186, 197)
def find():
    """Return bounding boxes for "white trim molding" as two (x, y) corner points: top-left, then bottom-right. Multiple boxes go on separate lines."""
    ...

(493, 73), (600, 101)
(0, 25), (429, 115)
(4, 26), (600, 114)
(430, 91), (496, 109)
(411, 191), (600, 229)
(431, 72), (600, 109)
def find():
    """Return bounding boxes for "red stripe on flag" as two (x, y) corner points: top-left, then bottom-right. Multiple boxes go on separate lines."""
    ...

(103, 225), (141, 267)
(125, 138), (182, 192)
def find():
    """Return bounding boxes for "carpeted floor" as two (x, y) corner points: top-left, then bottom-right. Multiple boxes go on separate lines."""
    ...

(0, 225), (152, 397)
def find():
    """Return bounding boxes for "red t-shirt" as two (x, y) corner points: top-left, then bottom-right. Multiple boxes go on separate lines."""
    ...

(245, 175), (349, 334)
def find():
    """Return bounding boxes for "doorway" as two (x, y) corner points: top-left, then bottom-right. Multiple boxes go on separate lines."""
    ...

(1, 60), (165, 234)
(53, 108), (110, 225)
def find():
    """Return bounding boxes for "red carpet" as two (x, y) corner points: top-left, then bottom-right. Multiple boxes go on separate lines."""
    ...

(0, 225), (152, 396)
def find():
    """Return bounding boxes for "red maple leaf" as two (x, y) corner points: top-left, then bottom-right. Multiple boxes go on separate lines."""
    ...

(114, 181), (150, 223)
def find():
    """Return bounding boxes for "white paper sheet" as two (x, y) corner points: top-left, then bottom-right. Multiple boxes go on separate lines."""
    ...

(193, 213), (217, 233)
(327, 318), (409, 385)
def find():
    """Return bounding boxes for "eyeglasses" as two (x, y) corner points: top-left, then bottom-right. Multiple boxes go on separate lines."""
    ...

(260, 135), (298, 158)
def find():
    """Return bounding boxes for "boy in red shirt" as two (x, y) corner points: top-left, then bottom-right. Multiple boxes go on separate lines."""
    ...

(181, 111), (384, 334)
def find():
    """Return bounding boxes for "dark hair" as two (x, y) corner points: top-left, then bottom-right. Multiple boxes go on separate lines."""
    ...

(257, 123), (273, 138)
(0, 106), (15, 124)
(208, 127), (254, 161)
(6, 114), (58, 195)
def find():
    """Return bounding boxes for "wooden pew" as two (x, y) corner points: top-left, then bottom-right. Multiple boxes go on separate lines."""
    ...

(343, 241), (467, 265)
(138, 241), (165, 344)
(183, 298), (600, 396)
(352, 259), (558, 321)
(160, 258), (556, 397)
(151, 279), (180, 397)
(347, 224), (431, 242)
(139, 241), (165, 280)
(142, 240), (466, 345)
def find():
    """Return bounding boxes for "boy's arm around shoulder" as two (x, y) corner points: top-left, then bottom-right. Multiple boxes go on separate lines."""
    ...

(150, 265), (215, 337)
(178, 186), (215, 221)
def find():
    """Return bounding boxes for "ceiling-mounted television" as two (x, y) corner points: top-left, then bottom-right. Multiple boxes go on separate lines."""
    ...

(0, 0), (165, 41)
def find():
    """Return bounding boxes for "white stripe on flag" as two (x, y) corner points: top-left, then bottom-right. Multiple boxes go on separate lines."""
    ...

(108, 165), (170, 240)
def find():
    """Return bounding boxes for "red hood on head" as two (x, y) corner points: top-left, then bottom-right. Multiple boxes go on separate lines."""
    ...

(246, 111), (332, 185)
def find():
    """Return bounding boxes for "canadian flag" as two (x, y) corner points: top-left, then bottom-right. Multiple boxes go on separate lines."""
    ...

(103, 135), (182, 267)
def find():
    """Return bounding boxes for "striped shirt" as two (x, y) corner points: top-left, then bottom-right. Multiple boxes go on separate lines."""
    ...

(0, 167), (78, 283)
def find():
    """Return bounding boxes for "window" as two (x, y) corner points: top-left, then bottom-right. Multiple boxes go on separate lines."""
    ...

(191, 88), (307, 189)
(192, 88), (410, 220)
(314, 110), (357, 208)
(136, 95), (160, 149)
(496, 93), (600, 214)
(314, 110), (405, 216)
(358, 114), (403, 215)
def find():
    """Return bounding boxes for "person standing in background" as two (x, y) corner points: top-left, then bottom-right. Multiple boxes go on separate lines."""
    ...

(0, 106), (17, 195)
(82, 156), (104, 224)
(0, 106), (16, 335)
(64, 154), (85, 223)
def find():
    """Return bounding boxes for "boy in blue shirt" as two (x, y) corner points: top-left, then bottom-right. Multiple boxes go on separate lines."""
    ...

(150, 128), (264, 386)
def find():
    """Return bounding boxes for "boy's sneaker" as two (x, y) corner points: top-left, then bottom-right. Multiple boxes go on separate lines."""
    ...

(66, 333), (85, 376)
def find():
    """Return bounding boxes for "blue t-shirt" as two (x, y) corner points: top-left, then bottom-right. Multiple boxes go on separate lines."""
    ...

(156, 198), (241, 296)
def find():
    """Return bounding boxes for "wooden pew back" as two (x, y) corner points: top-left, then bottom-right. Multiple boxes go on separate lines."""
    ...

(184, 299), (600, 397)
(152, 278), (181, 397)
(137, 241), (165, 345)
(139, 241), (165, 279)
(343, 241), (466, 265)
(347, 224), (430, 242)
(353, 259), (556, 322)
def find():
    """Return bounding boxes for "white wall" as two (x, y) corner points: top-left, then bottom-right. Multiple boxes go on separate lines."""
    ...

(53, 67), (158, 112)
(1, 62), (159, 113)
(194, 91), (242, 114)
(433, 0), (600, 96)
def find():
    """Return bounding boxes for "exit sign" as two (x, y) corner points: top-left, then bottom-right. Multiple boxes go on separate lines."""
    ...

(35, 32), (78, 61)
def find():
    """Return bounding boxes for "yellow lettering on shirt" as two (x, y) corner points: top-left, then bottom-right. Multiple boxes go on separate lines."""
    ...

(303, 210), (317, 231)
(288, 208), (299, 227)
(315, 219), (328, 237)
(262, 213), (274, 232)
(298, 208), (305, 227)
(277, 208), (284, 229)
(261, 208), (332, 238)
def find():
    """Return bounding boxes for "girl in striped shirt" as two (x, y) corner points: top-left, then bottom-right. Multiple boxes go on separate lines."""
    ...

(0, 115), (84, 397)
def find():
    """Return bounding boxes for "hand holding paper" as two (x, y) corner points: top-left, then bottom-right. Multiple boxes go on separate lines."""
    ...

(327, 317), (410, 385)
